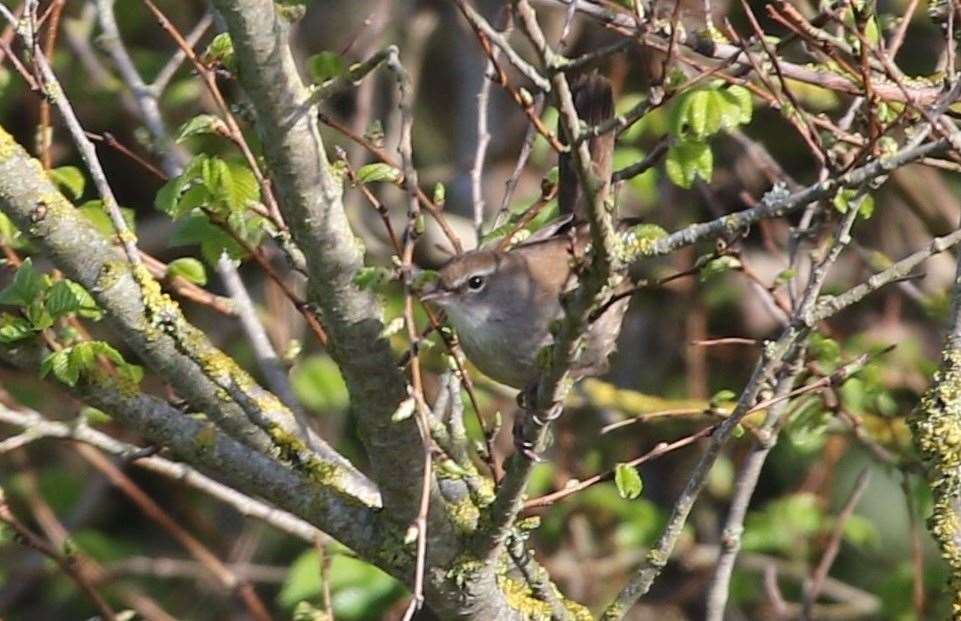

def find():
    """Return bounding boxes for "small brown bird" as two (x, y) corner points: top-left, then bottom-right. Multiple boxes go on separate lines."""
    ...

(422, 75), (627, 390)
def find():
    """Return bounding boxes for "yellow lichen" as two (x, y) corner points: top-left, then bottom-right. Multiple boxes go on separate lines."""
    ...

(0, 125), (19, 162)
(446, 495), (480, 533)
(95, 260), (125, 293)
(498, 576), (553, 621)
(267, 423), (342, 488)
(910, 347), (961, 617)
(616, 223), (667, 261)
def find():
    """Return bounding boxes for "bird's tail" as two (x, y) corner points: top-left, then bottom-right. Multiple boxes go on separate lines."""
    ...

(557, 74), (616, 221)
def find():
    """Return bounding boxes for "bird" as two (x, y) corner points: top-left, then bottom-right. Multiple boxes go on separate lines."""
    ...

(421, 75), (628, 392)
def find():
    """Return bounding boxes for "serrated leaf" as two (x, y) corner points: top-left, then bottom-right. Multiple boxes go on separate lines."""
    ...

(222, 162), (260, 212)
(46, 281), (79, 317)
(48, 166), (85, 200)
(0, 258), (43, 307)
(391, 397), (416, 422)
(308, 51), (347, 83)
(166, 257), (207, 285)
(356, 163), (401, 184)
(42, 341), (141, 388)
(176, 114), (227, 143)
(25, 298), (52, 330)
(614, 463), (643, 500)
(0, 314), (35, 343)
(154, 176), (189, 217)
(665, 141), (713, 189)
(41, 349), (76, 386)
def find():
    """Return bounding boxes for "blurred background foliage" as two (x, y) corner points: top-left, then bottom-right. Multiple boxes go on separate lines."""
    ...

(0, 0), (958, 618)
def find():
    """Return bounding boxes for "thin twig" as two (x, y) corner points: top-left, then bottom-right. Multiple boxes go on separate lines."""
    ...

(801, 469), (871, 618)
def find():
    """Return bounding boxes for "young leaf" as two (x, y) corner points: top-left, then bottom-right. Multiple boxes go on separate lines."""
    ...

(202, 33), (235, 71)
(665, 141), (713, 189)
(166, 258), (207, 285)
(45, 281), (79, 318)
(41, 349), (77, 386)
(0, 314), (35, 343)
(176, 114), (227, 143)
(699, 255), (741, 281)
(356, 163), (401, 184)
(48, 166), (85, 200)
(721, 85), (753, 125)
(614, 463), (643, 500)
(0, 258), (43, 307)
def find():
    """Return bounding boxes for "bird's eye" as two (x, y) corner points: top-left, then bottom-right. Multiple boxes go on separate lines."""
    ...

(467, 275), (485, 291)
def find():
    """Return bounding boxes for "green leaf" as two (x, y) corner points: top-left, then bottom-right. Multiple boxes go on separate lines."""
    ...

(809, 332), (841, 366)
(25, 298), (53, 330)
(291, 355), (349, 412)
(279, 549), (404, 616)
(308, 51), (347, 83)
(48, 166), (85, 200)
(786, 397), (829, 452)
(699, 255), (741, 281)
(710, 389), (737, 406)
(41, 341), (141, 388)
(154, 175), (190, 218)
(79, 201), (136, 236)
(356, 163), (401, 185)
(0, 212), (22, 248)
(665, 140), (712, 188)
(166, 257), (207, 285)
(170, 214), (246, 265)
(176, 114), (227, 142)
(832, 189), (875, 218)
(432, 182), (446, 205)
(46, 280), (101, 320)
(720, 85), (753, 125)
(202, 32), (235, 71)
(40, 349), (78, 386)
(0, 313), (35, 343)
(614, 463), (643, 500)
(670, 86), (751, 141)
(222, 162), (260, 213)
(352, 266), (393, 290)
(0, 258), (43, 307)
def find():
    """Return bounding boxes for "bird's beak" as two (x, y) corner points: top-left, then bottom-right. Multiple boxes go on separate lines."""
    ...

(418, 282), (450, 304)
(420, 283), (450, 305)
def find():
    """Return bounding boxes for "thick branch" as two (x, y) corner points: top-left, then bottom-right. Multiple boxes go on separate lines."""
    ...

(0, 124), (377, 507)
(208, 0), (425, 523)
(0, 341), (382, 561)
